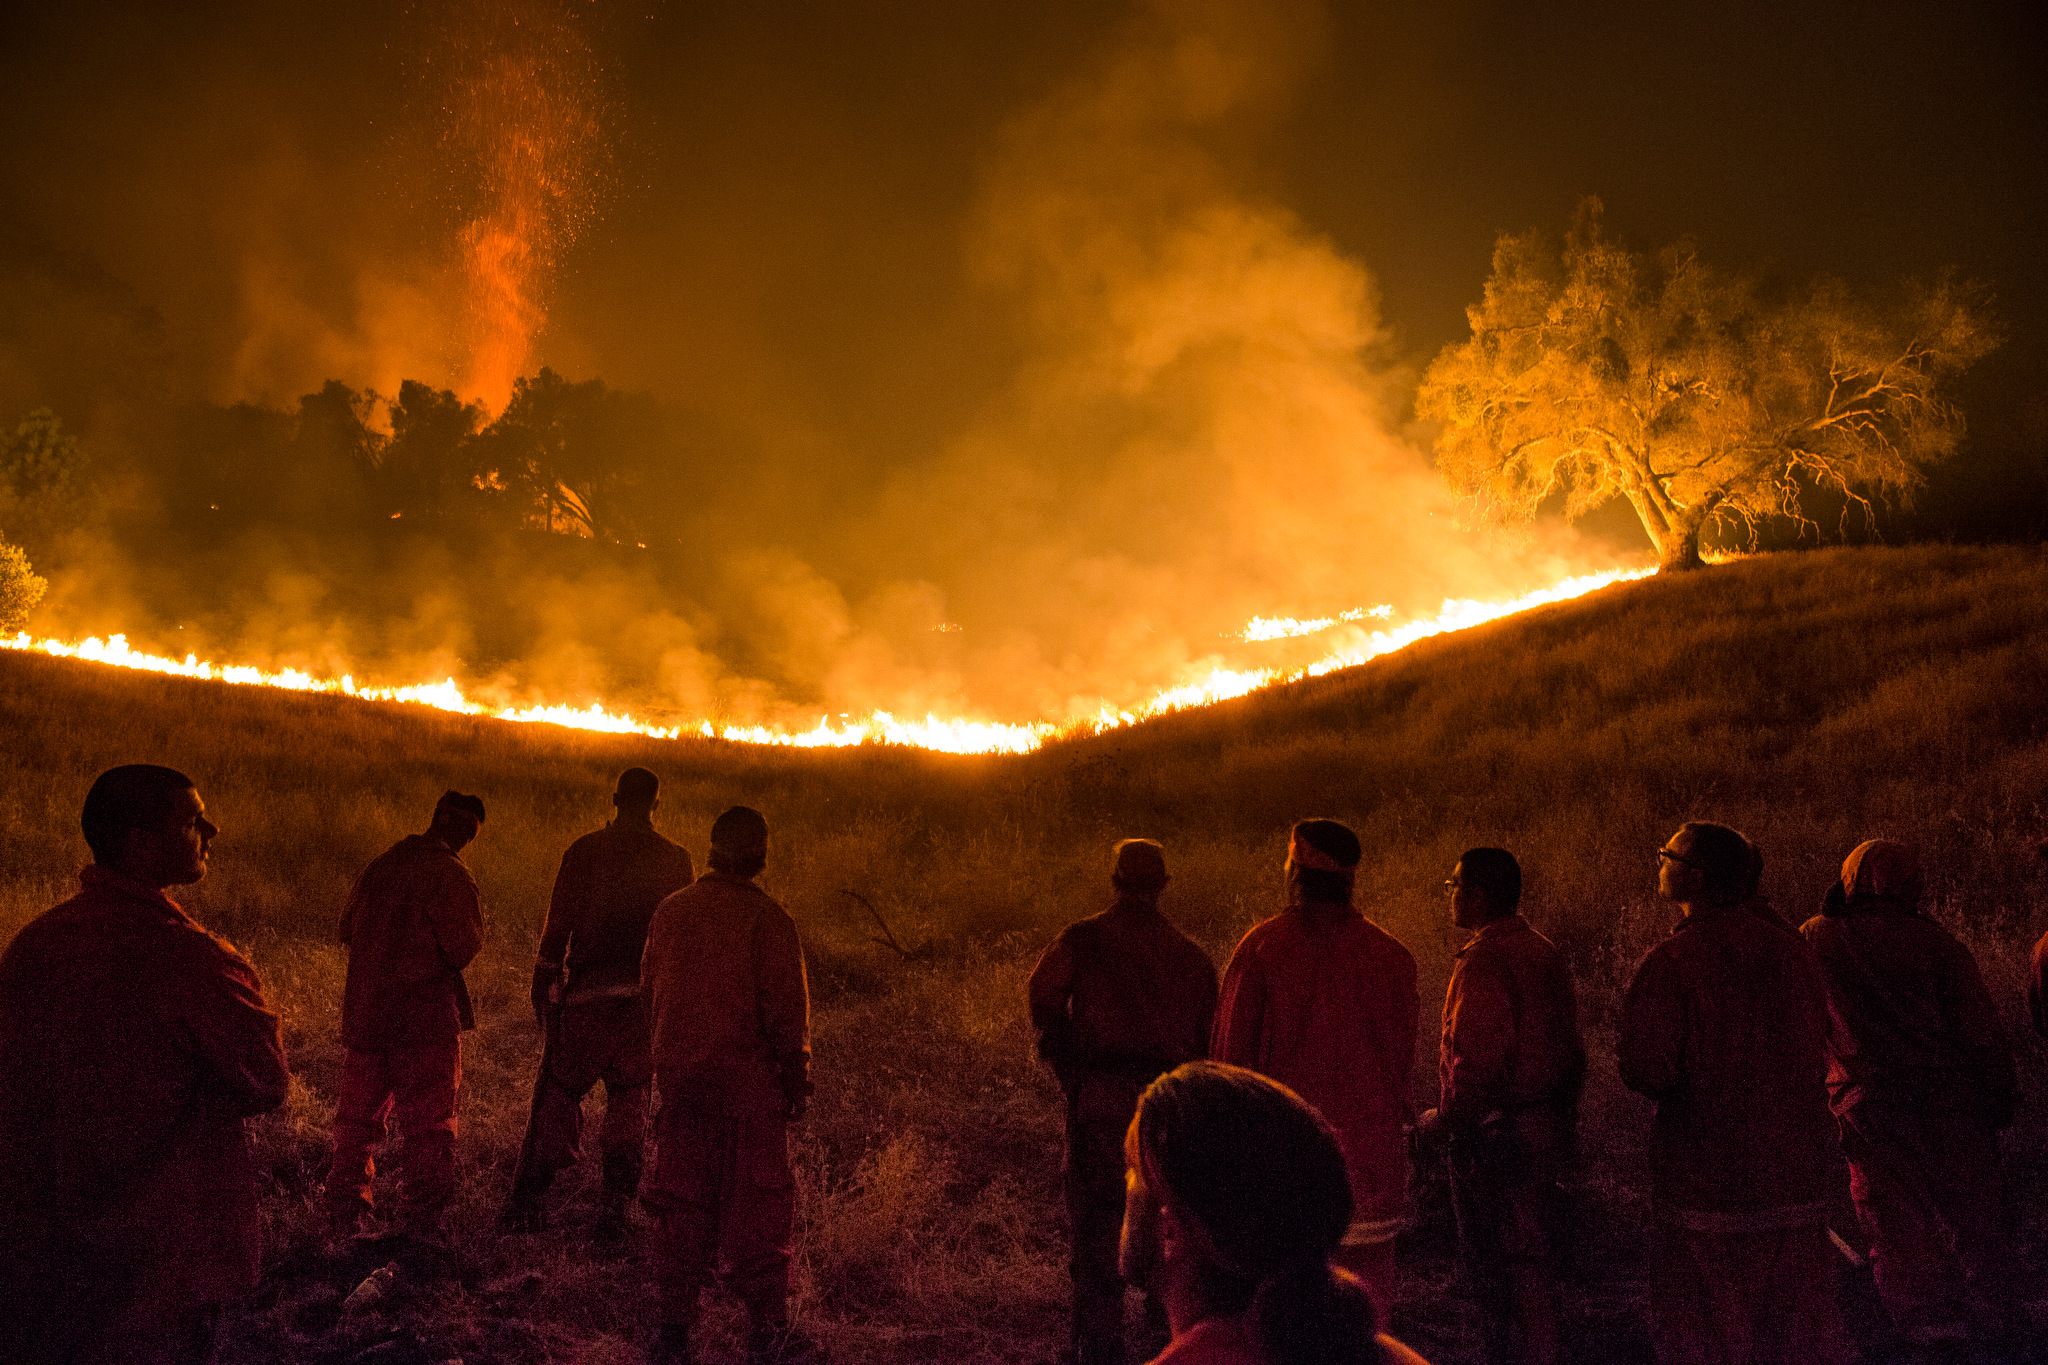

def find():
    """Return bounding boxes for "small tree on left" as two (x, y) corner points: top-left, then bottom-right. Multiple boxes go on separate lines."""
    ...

(0, 541), (45, 633)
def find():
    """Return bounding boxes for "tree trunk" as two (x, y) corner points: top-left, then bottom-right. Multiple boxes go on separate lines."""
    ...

(1658, 493), (1724, 572)
(1620, 482), (1684, 566)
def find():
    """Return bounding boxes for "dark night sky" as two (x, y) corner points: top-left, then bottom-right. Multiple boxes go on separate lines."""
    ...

(3, 0), (2038, 433)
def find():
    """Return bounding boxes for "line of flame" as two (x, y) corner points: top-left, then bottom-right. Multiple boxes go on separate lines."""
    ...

(1238, 602), (1394, 642)
(1, 568), (1650, 755)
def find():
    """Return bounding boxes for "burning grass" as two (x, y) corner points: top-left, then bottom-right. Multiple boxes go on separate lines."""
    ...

(3, 543), (2046, 1364)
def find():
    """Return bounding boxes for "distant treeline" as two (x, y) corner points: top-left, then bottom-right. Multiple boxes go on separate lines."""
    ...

(157, 370), (749, 548)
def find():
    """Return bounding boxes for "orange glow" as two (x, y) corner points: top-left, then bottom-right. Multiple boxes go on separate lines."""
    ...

(3, 569), (1650, 755)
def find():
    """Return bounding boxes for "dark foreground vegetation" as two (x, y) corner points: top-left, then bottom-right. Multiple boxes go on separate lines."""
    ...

(3, 543), (2046, 1364)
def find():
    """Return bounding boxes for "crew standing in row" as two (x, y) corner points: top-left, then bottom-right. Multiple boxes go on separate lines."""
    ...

(325, 790), (488, 1240)
(0, 766), (289, 1365)
(1418, 848), (1584, 1365)
(643, 805), (815, 1365)
(503, 767), (695, 1238)
(1620, 822), (1848, 1364)
(1029, 839), (1219, 1365)
(1213, 820), (1420, 1315)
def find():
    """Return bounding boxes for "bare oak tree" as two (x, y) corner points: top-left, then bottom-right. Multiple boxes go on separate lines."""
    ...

(1417, 199), (1996, 568)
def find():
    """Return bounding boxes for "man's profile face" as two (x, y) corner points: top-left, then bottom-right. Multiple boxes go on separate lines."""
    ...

(1447, 861), (1489, 930)
(133, 786), (217, 887)
(1657, 829), (1705, 903)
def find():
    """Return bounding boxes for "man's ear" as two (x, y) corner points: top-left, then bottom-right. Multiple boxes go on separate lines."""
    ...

(1159, 1202), (1189, 1262)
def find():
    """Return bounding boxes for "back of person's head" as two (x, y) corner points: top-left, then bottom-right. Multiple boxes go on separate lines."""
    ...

(1840, 838), (1921, 904)
(1290, 819), (1361, 906)
(435, 789), (486, 825)
(1678, 821), (1749, 906)
(1456, 847), (1521, 917)
(1133, 1061), (1382, 1365)
(1112, 838), (1170, 897)
(615, 767), (660, 813)
(82, 764), (195, 862)
(710, 805), (769, 876)
(1740, 837), (1765, 901)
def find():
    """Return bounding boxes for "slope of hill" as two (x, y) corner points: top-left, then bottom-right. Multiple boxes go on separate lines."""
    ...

(2, 542), (2043, 1364)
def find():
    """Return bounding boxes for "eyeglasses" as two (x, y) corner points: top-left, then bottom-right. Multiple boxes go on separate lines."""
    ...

(1656, 847), (1703, 869)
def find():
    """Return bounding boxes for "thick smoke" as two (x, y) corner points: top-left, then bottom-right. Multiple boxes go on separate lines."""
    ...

(4, 0), (1629, 733)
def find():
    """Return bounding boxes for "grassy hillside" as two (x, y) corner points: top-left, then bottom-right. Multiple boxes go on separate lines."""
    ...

(3, 542), (2045, 1364)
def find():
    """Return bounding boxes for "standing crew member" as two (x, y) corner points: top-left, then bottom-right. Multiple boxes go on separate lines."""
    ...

(1416, 848), (1584, 1365)
(503, 768), (694, 1238)
(1212, 819), (1419, 1315)
(642, 806), (814, 1365)
(0, 765), (288, 1365)
(1801, 839), (2020, 1348)
(1028, 838), (1218, 1365)
(325, 790), (487, 1239)
(1619, 822), (1847, 1365)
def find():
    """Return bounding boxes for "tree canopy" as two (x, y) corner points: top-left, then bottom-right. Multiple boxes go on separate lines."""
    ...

(1417, 199), (1997, 568)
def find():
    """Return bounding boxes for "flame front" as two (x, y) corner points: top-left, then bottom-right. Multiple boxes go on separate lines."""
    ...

(3, 569), (1651, 755)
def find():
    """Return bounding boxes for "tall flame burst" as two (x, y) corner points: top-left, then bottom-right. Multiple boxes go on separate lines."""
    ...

(439, 1), (609, 410)
(4, 569), (1651, 755)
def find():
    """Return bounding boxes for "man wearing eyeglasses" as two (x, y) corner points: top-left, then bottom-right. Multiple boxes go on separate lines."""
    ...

(1619, 822), (1847, 1365)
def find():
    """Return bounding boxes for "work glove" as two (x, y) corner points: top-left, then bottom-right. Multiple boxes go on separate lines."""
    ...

(530, 964), (561, 1027)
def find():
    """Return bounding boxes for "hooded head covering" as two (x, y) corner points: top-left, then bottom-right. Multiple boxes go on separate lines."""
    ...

(1841, 839), (1921, 903)
(1112, 838), (1170, 895)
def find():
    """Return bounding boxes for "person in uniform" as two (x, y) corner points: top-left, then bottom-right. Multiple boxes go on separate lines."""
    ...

(1800, 838), (2020, 1348)
(1028, 838), (1218, 1365)
(502, 768), (694, 1238)
(1119, 1061), (1432, 1365)
(1619, 821), (1847, 1365)
(1212, 819), (1419, 1316)
(0, 764), (288, 1364)
(1416, 848), (1584, 1365)
(642, 806), (814, 1365)
(324, 790), (487, 1238)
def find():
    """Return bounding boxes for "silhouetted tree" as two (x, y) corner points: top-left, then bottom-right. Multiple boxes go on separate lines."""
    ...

(378, 381), (488, 522)
(1417, 199), (1997, 568)
(472, 368), (671, 542)
(0, 408), (92, 559)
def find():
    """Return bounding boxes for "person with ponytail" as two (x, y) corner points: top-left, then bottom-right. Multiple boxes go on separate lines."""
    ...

(1119, 1061), (1431, 1365)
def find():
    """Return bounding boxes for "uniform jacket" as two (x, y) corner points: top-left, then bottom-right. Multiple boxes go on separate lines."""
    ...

(339, 834), (484, 1051)
(2032, 929), (2047, 1042)
(0, 867), (288, 1330)
(538, 817), (694, 1000)
(1213, 902), (1419, 1223)
(1800, 897), (2015, 1125)
(1439, 914), (1586, 1128)
(1619, 903), (1834, 1223)
(642, 870), (810, 1118)
(1027, 896), (1218, 1086)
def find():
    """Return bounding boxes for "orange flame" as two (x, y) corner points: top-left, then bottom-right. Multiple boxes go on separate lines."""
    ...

(3, 569), (1650, 755)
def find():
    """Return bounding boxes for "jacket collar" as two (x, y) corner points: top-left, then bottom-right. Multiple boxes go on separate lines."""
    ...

(77, 864), (188, 919)
(1457, 912), (1528, 955)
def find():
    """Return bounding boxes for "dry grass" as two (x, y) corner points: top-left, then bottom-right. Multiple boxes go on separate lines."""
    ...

(3, 542), (2046, 1364)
